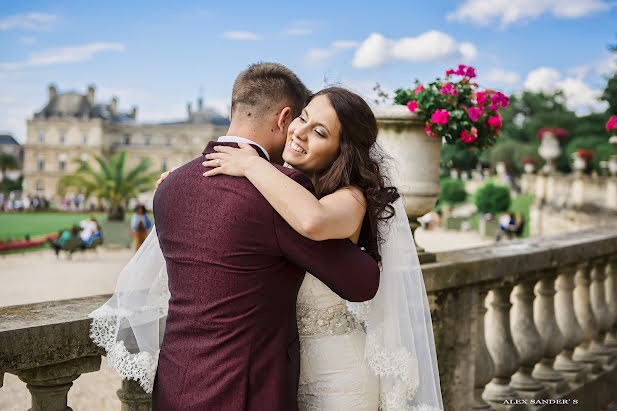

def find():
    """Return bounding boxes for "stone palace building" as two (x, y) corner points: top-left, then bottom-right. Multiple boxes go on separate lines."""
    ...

(22, 84), (229, 201)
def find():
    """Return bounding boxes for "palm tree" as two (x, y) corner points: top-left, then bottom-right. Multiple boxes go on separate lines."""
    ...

(58, 151), (160, 220)
(0, 152), (19, 190)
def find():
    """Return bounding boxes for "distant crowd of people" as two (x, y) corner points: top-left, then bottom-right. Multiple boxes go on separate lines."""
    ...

(0, 193), (50, 212)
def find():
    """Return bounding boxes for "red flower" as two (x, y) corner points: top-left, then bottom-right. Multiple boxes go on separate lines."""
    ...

(487, 113), (502, 128)
(607, 115), (617, 133)
(407, 100), (418, 112)
(461, 126), (478, 143)
(414, 85), (425, 95)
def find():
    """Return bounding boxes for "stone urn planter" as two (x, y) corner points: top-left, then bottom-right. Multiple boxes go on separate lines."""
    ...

(609, 155), (617, 177)
(372, 105), (442, 256)
(538, 132), (561, 174)
(523, 163), (535, 174)
(571, 152), (587, 175)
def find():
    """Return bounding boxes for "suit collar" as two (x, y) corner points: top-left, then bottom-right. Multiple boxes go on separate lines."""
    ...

(202, 141), (270, 161)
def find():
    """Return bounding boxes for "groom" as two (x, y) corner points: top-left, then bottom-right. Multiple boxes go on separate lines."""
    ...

(152, 62), (380, 410)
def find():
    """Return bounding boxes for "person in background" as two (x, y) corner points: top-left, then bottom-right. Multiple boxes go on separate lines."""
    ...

(513, 213), (525, 237)
(130, 205), (153, 251)
(47, 225), (81, 258)
(79, 217), (99, 247)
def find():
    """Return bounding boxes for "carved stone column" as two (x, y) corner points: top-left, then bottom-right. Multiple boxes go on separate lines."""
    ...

(554, 265), (587, 384)
(573, 262), (603, 374)
(509, 279), (549, 400)
(589, 258), (617, 366)
(605, 256), (617, 348)
(15, 355), (101, 411)
(532, 271), (569, 395)
(116, 379), (152, 411)
(473, 289), (494, 410)
(483, 284), (526, 410)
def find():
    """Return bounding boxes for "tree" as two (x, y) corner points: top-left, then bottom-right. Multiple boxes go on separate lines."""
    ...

(600, 40), (617, 114)
(0, 152), (19, 191)
(438, 178), (467, 205)
(58, 151), (159, 220)
(474, 183), (511, 214)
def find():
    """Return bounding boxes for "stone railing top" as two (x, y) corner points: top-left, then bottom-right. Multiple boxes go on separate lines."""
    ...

(0, 294), (110, 373)
(371, 105), (423, 126)
(422, 226), (617, 293)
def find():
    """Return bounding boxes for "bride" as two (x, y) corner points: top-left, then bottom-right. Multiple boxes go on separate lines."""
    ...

(90, 87), (443, 410)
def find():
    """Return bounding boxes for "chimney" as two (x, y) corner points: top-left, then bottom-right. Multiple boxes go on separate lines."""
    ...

(48, 84), (57, 101)
(110, 96), (118, 116)
(131, 106), (137, 120)
(187, 102), (192, 117)
(87, 85), (96, 105)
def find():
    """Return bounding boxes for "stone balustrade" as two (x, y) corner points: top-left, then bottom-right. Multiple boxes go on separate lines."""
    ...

(2, 227), (617, 410)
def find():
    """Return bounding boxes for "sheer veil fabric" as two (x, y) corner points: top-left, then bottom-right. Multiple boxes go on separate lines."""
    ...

(89, 154), (443, 410)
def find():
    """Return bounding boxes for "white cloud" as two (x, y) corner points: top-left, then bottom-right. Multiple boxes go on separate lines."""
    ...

(447, 0), (612, 27)
(20, 36), (36, 45)
(0, 42), (125, 71)
(307, 40), (360, 64)
(569, 55), (617, 79)
(220, 31), (262, 40)
(485, 68), (521, 86)
(352, 31), (477, 69)
(523, 67), (607, 113)
(0, 12), (57, 31)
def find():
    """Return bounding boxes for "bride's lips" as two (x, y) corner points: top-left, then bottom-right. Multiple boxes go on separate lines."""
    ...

(287, 139), (307, 156)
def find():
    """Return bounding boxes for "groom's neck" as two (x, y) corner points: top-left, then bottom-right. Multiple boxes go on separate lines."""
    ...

(225, 120), (279, 162)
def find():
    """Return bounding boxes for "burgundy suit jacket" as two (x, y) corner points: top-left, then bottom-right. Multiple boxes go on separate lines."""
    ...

(152, 141), (379, 411)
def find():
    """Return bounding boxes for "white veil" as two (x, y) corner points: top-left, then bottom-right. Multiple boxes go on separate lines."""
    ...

(89, 160), (443, 410)
(89, 226), (168, 393)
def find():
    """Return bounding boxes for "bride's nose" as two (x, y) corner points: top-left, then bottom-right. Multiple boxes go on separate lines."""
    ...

(293, 126), (308, 141)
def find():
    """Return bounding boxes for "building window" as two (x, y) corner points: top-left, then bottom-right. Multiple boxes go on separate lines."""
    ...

(60, 131), (66, 144)
(123, 134), (131, 145)
(38, 130), (44, 144)
(36, 180), (44, 195)
(166, 135), (172, 146)
(82, 131), (88, 145)
(58, 154), (67, 171)
(37, 154), (45, 171)
(161, 158), (168, 172)
(145, 135), (151, 146)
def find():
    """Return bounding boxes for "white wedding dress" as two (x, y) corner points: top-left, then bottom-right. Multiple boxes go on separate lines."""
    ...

(297, 273), (380, 410)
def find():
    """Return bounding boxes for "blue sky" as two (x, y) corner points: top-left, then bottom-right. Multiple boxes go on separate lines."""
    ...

(1, 0), (616, 143)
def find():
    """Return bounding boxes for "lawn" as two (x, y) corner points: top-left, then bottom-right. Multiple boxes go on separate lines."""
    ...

(0, 212), (109, 240)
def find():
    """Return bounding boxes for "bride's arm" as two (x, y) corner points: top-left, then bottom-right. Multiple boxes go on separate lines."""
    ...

(203, 144), (366, 241)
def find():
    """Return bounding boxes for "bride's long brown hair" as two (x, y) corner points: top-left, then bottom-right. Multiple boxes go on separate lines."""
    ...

(310, 87), (400, 263)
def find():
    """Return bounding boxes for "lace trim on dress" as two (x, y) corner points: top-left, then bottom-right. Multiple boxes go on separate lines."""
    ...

(297, 303), (362, 337)
(89, 306), (158, 393)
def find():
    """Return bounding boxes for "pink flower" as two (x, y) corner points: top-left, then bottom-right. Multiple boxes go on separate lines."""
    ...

(487, 112), (502, 128)
(468, 106), (483, 122)
(425, 122), (437, 138)
(432, 109), (450, 125)
(414, 85), (425, 95)
(440, 83), (453, 94)
(475, 91), (487, 105)
(455, 64), (466, 76)
(607, 115), (617, 132)
(407, 100), (418, 113)
(490, 92), (510, 110)
(460, 126), (478, 143)
(446, 69), (456, 76)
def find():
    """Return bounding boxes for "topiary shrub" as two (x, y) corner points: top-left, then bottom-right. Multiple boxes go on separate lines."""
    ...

(439, 178), (467, 205)
(474, 182), (511, 214)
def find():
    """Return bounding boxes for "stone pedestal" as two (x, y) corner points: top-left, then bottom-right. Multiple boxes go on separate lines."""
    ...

(117, 379), (152, 411)
(473, 289), (494, 410)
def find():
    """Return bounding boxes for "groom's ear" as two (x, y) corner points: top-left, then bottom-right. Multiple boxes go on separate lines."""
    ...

(277, 107), (292, 132)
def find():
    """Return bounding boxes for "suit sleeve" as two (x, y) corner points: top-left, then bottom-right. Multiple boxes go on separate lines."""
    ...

(273, 170), (380, 302)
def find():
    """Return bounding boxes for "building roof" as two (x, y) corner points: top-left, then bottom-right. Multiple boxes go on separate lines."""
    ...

(0, 134), (20, 145)
(34, 89), (134, 123)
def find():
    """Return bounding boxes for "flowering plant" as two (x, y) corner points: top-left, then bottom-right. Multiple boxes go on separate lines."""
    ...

(536, 127), (568, 140)
(575, 148), (595, 163)
(394, 64), (509, 151)
(521, 157), (537, 165)
(606, 115), (617, 133)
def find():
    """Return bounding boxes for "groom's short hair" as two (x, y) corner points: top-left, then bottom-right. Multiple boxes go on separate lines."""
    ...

(231, 62), (311, 120)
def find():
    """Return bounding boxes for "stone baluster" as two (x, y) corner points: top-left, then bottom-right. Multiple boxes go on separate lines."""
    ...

(483, 284), (526, 410)
(572, 262), (603, 374)
(605, 256), (617, 348)
(116, 379), (152, 411)
(509, 279), (549, 400)
(554, 265), (587, 384)
(15, 356), (101, 411)
(473, 288), (494, 410)
(532, 270), (569, 395)
(589, 258), (617, 366)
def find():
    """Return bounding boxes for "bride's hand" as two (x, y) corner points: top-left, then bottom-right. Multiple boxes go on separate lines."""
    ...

(155, 166), (179, 189)
(202, 143), (260, 177)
